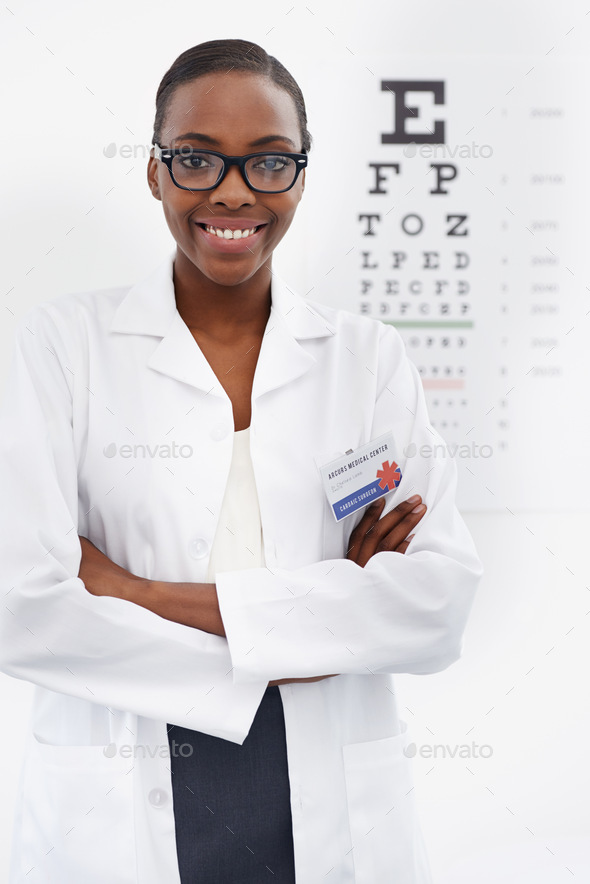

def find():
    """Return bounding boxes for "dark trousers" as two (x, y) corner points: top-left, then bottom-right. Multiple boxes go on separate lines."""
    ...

(167, 685), (297, 883)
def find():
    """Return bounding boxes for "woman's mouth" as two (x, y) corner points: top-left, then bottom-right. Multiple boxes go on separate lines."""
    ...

(194, 222), (267, 252)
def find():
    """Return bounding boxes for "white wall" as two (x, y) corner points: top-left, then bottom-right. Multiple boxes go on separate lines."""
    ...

(1, 1), (588, 881)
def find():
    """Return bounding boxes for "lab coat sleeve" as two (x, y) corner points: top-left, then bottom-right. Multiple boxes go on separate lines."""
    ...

(216, 323), (484, 683)
(0, 306), (267, 744)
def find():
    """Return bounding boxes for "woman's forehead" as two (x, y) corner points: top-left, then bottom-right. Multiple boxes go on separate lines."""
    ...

(164, 73), (300, 141)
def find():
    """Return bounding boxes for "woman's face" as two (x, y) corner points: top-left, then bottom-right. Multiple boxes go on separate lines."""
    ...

(147, 71), (306, 289)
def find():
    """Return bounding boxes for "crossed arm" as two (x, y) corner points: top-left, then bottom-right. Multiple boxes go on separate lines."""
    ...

(78, 493), (426, 685)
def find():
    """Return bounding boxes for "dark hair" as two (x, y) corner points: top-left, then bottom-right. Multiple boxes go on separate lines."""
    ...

(152, 39), (312, 153)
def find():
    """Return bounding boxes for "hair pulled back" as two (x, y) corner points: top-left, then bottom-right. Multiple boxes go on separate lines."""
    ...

(152, 39), (312, 153)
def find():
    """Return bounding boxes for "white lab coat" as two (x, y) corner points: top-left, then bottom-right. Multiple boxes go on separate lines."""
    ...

(0, 252), (483, 883)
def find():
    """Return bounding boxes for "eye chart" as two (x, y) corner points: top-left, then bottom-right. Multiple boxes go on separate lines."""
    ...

(299, 56), (590, 511)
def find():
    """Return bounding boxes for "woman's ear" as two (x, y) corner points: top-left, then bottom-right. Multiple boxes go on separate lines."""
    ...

(147, 154), (162, 201)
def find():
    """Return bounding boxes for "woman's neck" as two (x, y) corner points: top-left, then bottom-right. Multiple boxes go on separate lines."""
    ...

(173, 249), (272, 341)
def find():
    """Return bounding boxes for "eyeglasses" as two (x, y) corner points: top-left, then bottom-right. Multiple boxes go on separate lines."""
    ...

(152, 143), (308, 194)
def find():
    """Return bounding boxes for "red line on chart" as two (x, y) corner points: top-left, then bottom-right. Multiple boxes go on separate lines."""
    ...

(422, 379), (465, 390)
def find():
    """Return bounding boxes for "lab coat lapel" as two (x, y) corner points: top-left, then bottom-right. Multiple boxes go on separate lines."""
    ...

(109, 253), (224, 397)
(147, 310), (224, 396)
(109, 253), (336, 399)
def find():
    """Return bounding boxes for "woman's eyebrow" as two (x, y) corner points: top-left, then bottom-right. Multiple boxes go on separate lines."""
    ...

(173, 132), (297, 149)
(249, 134), (297, 149)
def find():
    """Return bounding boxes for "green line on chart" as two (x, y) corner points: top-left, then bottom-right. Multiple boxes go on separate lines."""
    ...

(381, 320), (474, 329)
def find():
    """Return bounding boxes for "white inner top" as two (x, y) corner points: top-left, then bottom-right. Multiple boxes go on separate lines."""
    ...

(206, 427), (266, 581)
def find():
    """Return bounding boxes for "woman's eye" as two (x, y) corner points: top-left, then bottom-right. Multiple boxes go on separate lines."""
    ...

(255, 157), (288, 172)
(178, 154), (211, 169)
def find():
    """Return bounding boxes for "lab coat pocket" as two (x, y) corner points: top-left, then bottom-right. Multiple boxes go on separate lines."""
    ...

(18, 733), (136, 883)
(342, 721), (430, 884)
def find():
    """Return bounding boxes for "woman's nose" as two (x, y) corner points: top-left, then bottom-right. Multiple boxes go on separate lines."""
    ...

(209, 164), (256, 208)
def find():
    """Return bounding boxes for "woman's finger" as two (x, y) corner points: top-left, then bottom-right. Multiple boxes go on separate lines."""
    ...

(347, 495), (421, 563)
(346, 498), (386, 562)
(354, 504), (426, 567)
(348, 496), (426, 566)
(393, 534), (415, 555)
(372, 505), (426, 555)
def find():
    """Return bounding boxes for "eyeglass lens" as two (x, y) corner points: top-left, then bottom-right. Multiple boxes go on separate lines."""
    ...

(170, 152), (298, 192)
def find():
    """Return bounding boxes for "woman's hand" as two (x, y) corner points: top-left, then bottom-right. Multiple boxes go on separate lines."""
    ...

(346, 494), (426, 568)
(78, 536), (140, 599)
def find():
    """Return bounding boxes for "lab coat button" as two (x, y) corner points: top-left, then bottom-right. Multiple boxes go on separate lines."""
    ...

(148, 788), (169, 808)
(189, 537), (209, 559)
(210, 421), (232, 441)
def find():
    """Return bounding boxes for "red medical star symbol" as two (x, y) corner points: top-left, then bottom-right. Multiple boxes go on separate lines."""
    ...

(376, 460), (402, 491)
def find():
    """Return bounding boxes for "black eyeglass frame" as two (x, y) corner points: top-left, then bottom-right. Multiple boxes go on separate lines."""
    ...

(152, 143), (308, 194)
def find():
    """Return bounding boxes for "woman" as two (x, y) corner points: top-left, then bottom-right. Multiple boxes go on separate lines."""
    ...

(0, 39), (482, 884)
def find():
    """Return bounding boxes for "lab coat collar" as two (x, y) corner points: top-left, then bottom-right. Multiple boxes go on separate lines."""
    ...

(109, 251), (337, 399)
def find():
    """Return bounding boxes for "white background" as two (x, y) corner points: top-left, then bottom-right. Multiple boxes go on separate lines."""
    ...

(1, 1), (589, 881)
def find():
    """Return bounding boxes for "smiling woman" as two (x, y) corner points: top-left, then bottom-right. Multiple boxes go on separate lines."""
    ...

(0, 37), (482, 884)
(148, 46), (308, 315)
(146, 43), (314, 432)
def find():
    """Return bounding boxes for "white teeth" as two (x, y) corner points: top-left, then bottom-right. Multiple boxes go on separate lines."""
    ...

(204, 224), (258, 240)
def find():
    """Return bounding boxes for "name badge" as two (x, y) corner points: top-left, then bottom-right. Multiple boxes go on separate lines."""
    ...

(319, 431), (402, 522)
